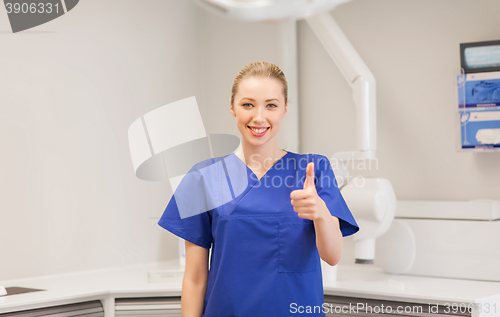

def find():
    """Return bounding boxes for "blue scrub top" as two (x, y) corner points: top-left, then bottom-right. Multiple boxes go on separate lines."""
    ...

(158, 151), (359, 317)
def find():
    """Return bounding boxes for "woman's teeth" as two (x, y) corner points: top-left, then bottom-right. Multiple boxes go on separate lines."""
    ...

(250, 127), (268, 133)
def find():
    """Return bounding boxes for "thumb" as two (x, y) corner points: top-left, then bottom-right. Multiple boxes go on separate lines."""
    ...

(303, 162), (315, 190)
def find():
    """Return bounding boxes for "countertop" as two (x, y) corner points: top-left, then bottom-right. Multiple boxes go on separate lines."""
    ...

(1, 260), (499, 314)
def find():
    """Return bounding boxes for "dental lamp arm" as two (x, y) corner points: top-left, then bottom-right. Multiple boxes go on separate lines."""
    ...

(305, 12), (376, 161)
(305, 13), (396, 267)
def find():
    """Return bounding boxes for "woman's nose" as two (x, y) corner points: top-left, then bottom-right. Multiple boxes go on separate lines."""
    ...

(252, 106), (266, 123)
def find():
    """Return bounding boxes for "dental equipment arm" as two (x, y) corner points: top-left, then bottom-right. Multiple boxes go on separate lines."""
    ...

(305, 12), (376, 162)
(305, 13), (395, 265)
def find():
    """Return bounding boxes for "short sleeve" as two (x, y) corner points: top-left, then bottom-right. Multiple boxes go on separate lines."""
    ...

(158, 194), (213, 249)
(314, 155), (359, 237)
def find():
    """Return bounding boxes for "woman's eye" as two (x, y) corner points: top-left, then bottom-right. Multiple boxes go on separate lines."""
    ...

(241, 103), (277, 108)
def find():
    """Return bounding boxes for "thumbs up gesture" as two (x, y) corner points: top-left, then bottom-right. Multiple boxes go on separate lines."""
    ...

(290, 162), (328, 221)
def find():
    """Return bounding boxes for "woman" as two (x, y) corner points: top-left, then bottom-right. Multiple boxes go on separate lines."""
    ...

(158, 61), (358, 317)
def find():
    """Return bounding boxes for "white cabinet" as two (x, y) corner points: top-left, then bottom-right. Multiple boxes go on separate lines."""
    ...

(0, 300), (104, 316)
(0, 261), (498, 317)
(115, 297), (181, 317)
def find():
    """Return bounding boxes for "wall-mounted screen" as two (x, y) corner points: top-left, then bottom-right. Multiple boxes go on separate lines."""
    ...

(460, 40), (500, 74)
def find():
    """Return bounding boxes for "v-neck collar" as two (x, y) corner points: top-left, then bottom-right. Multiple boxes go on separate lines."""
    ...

(232, 151), (291, 181)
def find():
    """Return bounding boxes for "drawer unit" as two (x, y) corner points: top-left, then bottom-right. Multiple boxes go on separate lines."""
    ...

(0, 300), (104, 317)
(115, 296), (181, 317)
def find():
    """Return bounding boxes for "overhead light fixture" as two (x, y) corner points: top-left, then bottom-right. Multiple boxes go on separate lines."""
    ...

(193, 0), (350, 21)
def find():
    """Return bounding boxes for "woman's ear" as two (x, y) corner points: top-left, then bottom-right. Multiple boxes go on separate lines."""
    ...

(282, 100), (288, 118)
(230, 98), (236, 117)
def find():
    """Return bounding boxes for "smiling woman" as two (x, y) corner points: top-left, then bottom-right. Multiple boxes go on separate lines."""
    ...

(228, 61), (289, 177)
(157, 61), (358, 317)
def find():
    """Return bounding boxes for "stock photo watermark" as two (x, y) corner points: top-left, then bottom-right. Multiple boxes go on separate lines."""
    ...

(290, 301), (498, 315)
(3, 0), (79, 33)
(129, 96), (379, 219)
(246, 153), (379, 190)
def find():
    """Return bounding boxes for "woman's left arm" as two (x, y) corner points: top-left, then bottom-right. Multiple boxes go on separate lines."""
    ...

(290, 162), (343, 266)
(312, 202), (343, 266)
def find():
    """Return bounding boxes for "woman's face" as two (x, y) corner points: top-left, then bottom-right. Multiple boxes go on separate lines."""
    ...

(230, 76), (287, 148)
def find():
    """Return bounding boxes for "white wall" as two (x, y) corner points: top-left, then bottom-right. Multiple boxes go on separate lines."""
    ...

(2, 0), (499, 281)
(299, 0), (500, 201)
(0, 0), (200, 281)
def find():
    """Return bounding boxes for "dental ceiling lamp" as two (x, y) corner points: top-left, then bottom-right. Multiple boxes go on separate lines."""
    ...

(194, 0), (396, 267)
(193, 0), (351, 22)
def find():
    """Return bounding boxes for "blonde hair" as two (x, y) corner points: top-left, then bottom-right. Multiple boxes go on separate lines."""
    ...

(230, 61), (288, 106)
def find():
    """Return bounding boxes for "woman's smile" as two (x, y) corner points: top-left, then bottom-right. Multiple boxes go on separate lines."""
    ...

(247, 125), (270, 137)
